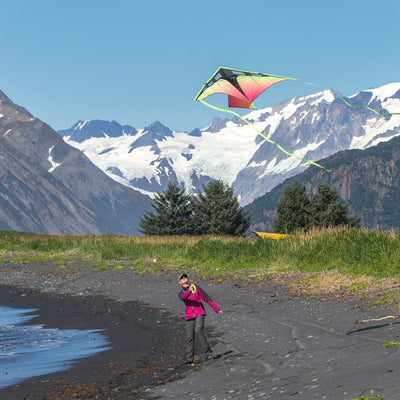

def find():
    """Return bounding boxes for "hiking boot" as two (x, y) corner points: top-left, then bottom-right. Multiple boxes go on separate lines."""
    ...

(204, 350), (215, 360)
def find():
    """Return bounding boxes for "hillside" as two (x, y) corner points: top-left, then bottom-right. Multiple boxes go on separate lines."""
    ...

(0, 89), (151, 234)
(245, 135), (400, 232)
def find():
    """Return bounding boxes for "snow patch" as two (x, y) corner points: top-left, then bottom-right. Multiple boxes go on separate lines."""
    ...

(48, 146), (61, 172)
(75, 121), (89, 131)
(311, 112), (320, 124)
(358, 82), (400, 102)
(259, 156), (303, 177)
(244, 106), (273, 121)
(308, 90), (335, 106)
(351, 115), (400, 149)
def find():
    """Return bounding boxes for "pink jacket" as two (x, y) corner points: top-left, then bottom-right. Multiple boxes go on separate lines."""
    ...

(179, 284), (221, 320)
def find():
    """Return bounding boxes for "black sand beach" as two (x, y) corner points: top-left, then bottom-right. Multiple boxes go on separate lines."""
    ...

(1, 259), (400, 399)
(0, 285), (187, 399)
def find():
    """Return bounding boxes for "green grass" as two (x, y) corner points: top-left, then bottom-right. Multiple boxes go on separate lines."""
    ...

(280, 228), (400, 277)
(351, 397), (381, 400)
(0, 228), (400, 279)
(383, 341), (400, 348)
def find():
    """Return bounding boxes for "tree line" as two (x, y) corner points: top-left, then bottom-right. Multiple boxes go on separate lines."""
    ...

(139, 179), (360, 236)
(274, 180), (360, 233)
(139, 180), (250, 236)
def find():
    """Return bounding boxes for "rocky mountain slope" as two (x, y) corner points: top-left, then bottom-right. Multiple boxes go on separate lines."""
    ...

(0, 89), (151, 234)
(245, 135), (400, 232)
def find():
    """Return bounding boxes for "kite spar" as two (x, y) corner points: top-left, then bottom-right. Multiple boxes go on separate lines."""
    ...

(194, 66), (331, 171)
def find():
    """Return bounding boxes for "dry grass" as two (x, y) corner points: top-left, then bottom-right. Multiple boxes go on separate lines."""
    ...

(286, 269), (400, 304)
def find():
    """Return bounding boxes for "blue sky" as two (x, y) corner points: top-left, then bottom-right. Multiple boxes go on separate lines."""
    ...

(1, 0), (399, 132)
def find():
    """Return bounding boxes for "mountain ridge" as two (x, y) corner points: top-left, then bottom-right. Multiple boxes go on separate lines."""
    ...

(245, 134), (400, 232)
(2, 81), (400, 235)
(0, 89), (151, 234)
(60, 83), (400, 205)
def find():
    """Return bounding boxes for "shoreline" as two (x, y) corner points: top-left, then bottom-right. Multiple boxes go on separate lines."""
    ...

(0, 284), (187, 399)
(1, 259), (400, 398)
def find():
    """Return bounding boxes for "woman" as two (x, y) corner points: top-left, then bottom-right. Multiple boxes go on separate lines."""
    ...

(178, 273), (223, 365)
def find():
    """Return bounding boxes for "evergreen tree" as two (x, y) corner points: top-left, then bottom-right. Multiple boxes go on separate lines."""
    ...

(274, 180), (361, 233)
(273, 180), (310, 233)
(309, 182), (361, 228)
(191, 180), (250, 236)
(139, 183), (193, 235)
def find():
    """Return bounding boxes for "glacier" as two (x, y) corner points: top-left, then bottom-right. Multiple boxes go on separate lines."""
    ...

(61, 83), (400, 205)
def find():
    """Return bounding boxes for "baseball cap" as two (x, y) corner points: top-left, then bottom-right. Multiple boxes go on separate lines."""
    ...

(178, 273), (188, 282)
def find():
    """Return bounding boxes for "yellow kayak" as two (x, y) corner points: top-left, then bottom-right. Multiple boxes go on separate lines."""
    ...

(251, 232), (288, 239)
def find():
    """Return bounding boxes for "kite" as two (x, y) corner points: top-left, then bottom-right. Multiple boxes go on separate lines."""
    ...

(195, 66), (400, 171)
(195, 67), (298, 109)
(194, 66), (329, 170)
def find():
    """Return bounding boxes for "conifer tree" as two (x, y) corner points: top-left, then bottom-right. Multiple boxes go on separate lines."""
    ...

(138, 183), (193, 235)
(309, 182), (361, 229)
(273, 180), (310, 233)
(191, 180), (250, 236)
(274, 180), (361, 233)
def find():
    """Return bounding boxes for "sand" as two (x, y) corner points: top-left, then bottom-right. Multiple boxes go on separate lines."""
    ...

(0, 259), (400, 399)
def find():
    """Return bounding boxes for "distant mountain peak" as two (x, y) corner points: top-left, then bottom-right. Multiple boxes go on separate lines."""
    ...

(60, 82), (400, 207)
(207, 117), (229, 133)
(0, 89), (12, 102)
(188, 128), (202, 137)
(59, 119), (137, 142)
(361, 82), (400, 100)
(0, 90), (35, 122)
(142, 121), (172, 138)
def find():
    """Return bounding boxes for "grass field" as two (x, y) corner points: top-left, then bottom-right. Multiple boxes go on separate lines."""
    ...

(1, 228), (400, 302)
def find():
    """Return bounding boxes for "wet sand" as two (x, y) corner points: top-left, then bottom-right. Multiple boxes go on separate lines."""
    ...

(1, 260), (400, 399)
(0, 285), (187, 399)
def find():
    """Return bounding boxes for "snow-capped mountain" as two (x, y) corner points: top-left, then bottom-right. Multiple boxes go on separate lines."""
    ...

(60, 83), (400, 205)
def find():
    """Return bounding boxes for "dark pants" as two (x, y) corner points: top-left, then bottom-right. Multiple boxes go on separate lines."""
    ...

(185, 314), (211, 362)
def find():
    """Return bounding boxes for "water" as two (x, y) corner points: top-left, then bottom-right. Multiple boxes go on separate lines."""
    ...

(0, 306), (111, 389)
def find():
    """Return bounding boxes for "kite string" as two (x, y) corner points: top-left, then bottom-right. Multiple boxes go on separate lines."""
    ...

(299, 79), (400, 116)
(330, 89), (400, 116)
(199, 99), (331, 172)
(296, 78), (400, 116)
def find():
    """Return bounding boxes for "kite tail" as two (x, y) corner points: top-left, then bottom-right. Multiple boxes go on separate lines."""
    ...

(199, 100), (331, 172)
(296, 79), (400, 116)
(331, 90), (400, 116)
